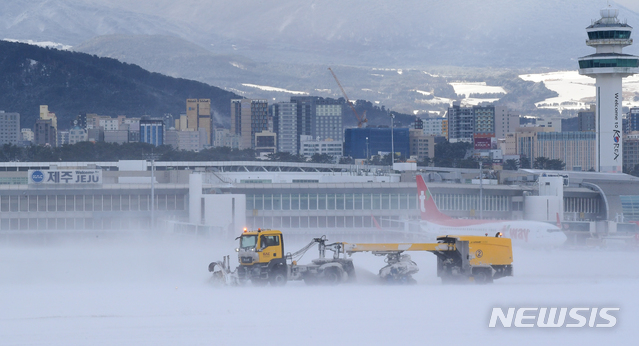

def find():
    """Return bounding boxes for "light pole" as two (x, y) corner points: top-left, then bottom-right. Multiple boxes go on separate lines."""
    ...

(390, 113), (395, 166)
(479, 159), (483, 219)
(151, 157), (155, 227)
(366, 136), (369, 167)
(145, 150), (161, 229)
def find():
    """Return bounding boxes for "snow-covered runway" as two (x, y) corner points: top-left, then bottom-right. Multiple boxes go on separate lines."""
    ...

(1, 234), (637, 345)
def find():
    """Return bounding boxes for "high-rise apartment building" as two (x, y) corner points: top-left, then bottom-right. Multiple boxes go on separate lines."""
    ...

(271, 102), (298, 154)
(288, 96), (343, 153)
(315, 99), (343, 142)
(628, 107), (639, 132)
(513, 127), (595, 171)
(186, 99), (212, 146)
(0, 111), (20, 146)
(231, 99), (268, 149)
(494, 106), (518, 139)
(409, 129), (437, 160)
(535, 132), (596, 171)
(34, 119), (56, 146)
(447, 103), (515, 142)
(420, 116), (447, 137)
(290, 96), (317, 142)
(39, 105), (58, 146)
(447, 102), (475, 142)
(623, 132), (639, 170)
(578, 105), (597, 132)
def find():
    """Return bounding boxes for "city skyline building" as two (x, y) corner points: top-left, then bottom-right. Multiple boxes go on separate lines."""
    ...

(578, 105), (597, 132)
(231, 99), (269, 149)
(39, 105), (57, 146)
(271, 102), (298, 154)
(628, 107), (639, 132)
(186, 99), (211, 146)
(34, 118), (56, 146)
(0, 111), (20, 146)
(578, 7), (639, 173)
(140, 119), (164, 146)
(299, 135), (343, 158)
(69, 125), (88, 145)
(344, 128), (410, 159)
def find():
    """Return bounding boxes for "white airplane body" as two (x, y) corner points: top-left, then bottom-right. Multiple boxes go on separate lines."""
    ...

(416, 175), (567, 247)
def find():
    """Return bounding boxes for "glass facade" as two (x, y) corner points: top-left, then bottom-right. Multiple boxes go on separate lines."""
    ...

(246, 192), (418, 212)
(565, 197), (600, 214)
(343, 128), (411, 159)
(587, 30), (631, 40)
(620, 195), (639, 221)
(0, 192), (186, 231)
(433, 193), (510, 212)
(579, 58), (639, 69)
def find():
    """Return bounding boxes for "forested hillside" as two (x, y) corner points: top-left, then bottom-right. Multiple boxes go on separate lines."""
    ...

(0, 40), (241, 129)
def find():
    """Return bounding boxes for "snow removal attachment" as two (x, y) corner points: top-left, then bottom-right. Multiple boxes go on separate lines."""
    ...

(343, 235), (514, 284)
(208, 229), (513, 286)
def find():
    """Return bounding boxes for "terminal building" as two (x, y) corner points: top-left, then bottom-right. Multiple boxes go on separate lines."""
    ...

(1, 160), (638, 244)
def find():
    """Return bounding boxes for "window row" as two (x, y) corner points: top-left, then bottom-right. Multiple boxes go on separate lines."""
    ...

(433, 194), (511, 212)
(620, 195), (639, 221)
(248, 215), (404, 229)
(246, 193), (418, 211)
(578, 58), (638, 69)
(587, 30), (631, 40)
(565, 197), (600, 214)
(0, 194), (186, 213)
(0, 217), (150, 231)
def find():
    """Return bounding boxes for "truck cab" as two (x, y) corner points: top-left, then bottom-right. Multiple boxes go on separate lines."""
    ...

(236, 229), (287, 285)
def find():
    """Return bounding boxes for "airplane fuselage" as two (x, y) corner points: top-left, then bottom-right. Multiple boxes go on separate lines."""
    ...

(420, 220), (567, 247)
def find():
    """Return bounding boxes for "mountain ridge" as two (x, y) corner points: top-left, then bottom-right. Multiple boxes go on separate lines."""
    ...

(0, 40), (240, 129)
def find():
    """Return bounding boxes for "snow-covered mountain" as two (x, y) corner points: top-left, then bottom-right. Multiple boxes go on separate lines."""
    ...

(3, 0), (639, 69)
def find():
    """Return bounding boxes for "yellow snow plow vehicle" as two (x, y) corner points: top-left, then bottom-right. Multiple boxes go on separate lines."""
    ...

(209, 229), (513, 285)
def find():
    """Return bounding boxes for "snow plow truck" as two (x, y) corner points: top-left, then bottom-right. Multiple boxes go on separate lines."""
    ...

(208, 228), (513, 286)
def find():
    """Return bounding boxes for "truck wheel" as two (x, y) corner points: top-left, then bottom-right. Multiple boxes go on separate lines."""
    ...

(473, 269), (493, 284)
(303, 276), (318, 285)
(323, 267), (342, 285)
(269, 271), (287, 286)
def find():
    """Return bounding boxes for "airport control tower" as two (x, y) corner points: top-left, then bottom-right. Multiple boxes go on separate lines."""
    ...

(578, 7), (639, 173)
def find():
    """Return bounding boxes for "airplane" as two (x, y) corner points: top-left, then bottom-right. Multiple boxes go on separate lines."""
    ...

(416, 175), (567, 247)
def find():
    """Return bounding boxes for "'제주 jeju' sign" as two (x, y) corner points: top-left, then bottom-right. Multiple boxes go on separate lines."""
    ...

(28, 169), (102, 185)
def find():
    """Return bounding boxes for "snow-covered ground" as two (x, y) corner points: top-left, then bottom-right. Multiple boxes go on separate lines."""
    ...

(3, 38), (72, 50)
(241, 83), (309, 95)
(450, 82), (507, 98)
(1, 233), (637, 345)
(520, 71), (639, 111)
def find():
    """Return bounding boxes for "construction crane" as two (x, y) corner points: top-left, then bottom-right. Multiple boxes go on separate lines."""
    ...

(328, 67), (367, 128)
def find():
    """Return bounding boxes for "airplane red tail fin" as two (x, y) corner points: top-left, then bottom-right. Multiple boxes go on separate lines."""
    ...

(556, 212), (562, 228)
(371, 215), (382, 230)
(416, 175), (452, 222)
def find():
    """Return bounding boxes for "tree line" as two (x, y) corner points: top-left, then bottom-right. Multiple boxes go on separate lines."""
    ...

(0, 142), (339, 164)
(0, 140), (567, 171)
